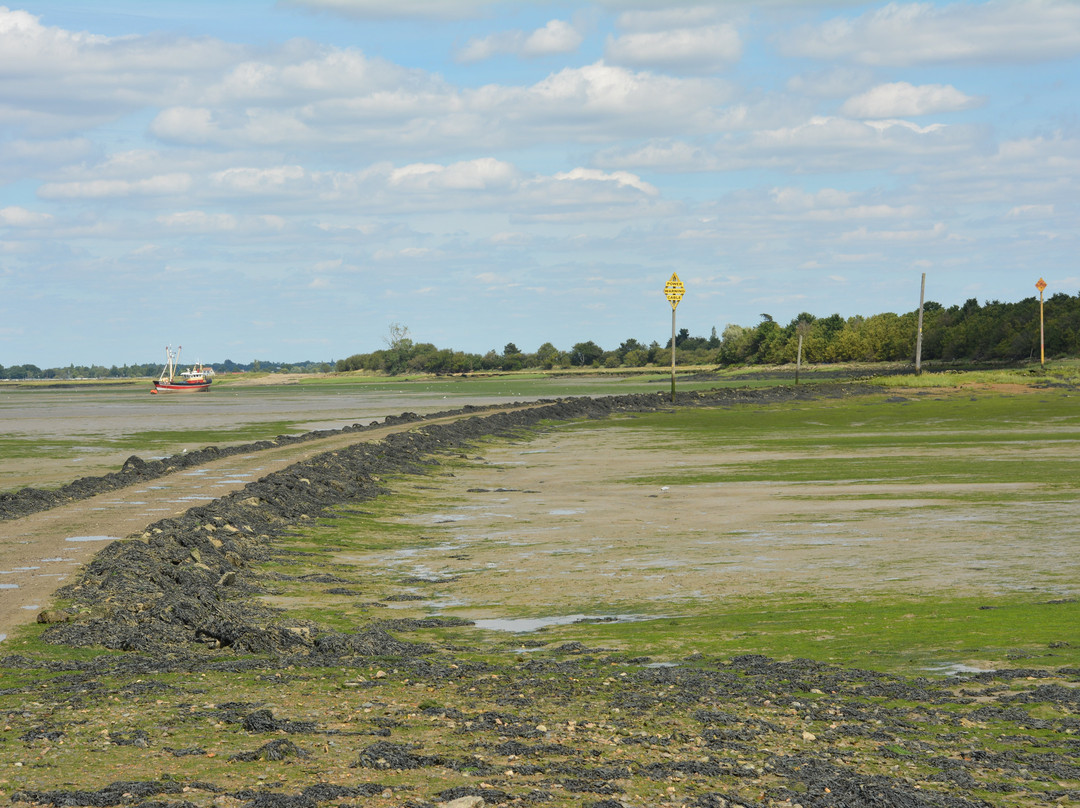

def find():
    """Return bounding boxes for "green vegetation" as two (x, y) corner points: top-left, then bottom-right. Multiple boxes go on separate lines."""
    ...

(334, 292), (1080, 374)
(237, 384), (1080, 677)
(6, 289), (1080, 379)
(2, 380), (1078, 807)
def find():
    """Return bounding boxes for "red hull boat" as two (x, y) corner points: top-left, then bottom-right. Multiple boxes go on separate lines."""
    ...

(151, 346), (213, 394)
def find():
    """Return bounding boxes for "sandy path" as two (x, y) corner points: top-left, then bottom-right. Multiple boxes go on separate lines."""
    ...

(0, 406), (536, 641)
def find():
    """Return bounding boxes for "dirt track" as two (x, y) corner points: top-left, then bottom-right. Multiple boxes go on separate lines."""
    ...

(0, 405), (541, 640)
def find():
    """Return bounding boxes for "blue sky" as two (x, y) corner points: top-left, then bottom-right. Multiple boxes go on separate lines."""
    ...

(2, 0), (1079, 367)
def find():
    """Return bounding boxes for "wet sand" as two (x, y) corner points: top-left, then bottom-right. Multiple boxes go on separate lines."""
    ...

(0, 380), (538, 492)
(0, 400), (545, 641)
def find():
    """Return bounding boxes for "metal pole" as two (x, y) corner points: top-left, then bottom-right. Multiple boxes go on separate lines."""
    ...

(670, 307), (676, 402)
(1040, 289), (1045, 366)
(915, 272), (925, 374)
(796, 334), (803, 385)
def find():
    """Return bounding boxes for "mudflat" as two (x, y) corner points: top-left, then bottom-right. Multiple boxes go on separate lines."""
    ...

(2, 383), (1079, 808)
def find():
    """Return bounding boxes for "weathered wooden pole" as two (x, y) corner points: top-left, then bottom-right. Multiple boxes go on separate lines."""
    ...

(664, 273), (685, 403)
(1036, 277), (1047, 366)
(915, 272), (926, 374)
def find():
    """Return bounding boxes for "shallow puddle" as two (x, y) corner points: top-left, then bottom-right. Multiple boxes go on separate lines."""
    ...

(471, 613), (656, 633)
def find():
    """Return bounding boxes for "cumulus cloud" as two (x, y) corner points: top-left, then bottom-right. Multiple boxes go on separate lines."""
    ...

(552, 167), (657, 196)
(785, 0), (1080, 66)
(842, 222), (949, 241)
(1007, 204), (1054, 217)
(38, 174), (192, 199)
(0, 7), (240, 134)
(156, 210), (238, 231)
(769, 187), (924, 221)
(605, 24), (742, 72)
(458, 19), (583, 63)
(841, 82), (982, 118)
(280, 0), (496, 20)
(387, 158), (519, 192)
(212, 166), (308, 194)
(0, 206), (53, 227)
(151, 59), (729, 151)
(595, 112), (979, 176)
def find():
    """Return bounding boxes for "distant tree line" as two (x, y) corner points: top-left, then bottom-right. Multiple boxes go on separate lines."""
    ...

(6, 293), (1077, 380)
(719, 293), (1080, 366)
(335, 294), (1080, 375)
(0, 359), (333, 380)
(333, 323), (723, 375)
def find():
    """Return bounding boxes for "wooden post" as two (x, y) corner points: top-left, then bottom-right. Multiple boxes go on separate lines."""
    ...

(663, 273), (685, 403)
(670, 307), (677, 403)
(915, 272), (925, 374)
(1036, 278), (1047, 366)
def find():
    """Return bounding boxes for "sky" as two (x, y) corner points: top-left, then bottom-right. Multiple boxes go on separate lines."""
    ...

(1, 1), (1079, 367)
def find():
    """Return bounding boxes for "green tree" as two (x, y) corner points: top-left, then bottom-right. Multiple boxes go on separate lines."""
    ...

(571, 341), (604, 366)
(536, 342), (559, 369)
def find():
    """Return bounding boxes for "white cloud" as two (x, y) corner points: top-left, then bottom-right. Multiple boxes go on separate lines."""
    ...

(0, 7), (240, 135)
(605, 24), (742, 72)
(523, 19), (584, 57)
(38, 174), (192, 199)
(785, 0), (1080, 66)
(552, 167), (657, 196)
(156, 210), (238, 231)
(787, 67), (875, 99)
(598, 113), (978, 175)
(594, 139), (722, 172)
(150, 59), (730, 151)
(212, 166), (307, 194)
(387, 158), (519, 192)
(281, 0), (496, 20)
(1007, 204), (1054, 217)
(770, 187), (924, 221)
(841, 222), (949, 242)
(841, 82), (982, 118)
(0, 206), (53, 227)
(459, 19), (583, 62)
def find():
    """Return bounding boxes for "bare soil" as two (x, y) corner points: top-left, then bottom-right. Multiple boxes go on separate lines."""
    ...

(340, 425), (1077, 620)
(0, 407), (542, 640)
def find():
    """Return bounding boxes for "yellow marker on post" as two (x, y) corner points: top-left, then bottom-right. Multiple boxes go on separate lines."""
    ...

(1036, 277), (1047, 366)
(664, 273), (685, 402)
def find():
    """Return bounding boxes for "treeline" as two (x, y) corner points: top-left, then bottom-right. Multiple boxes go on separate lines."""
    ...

(337, 293), (1080, 374)
(720, 293), (1080, 365)
(0, 359), (333, 380)
(333, 330), (722, 375)
(6, 293), (1078, 380)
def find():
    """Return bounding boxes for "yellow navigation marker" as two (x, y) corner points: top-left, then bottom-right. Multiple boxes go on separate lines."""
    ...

(664, 272), (685, 309)
(1037, 278), (1047, 365)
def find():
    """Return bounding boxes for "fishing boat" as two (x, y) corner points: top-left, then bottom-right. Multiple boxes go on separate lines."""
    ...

(151, 346), (214, 393)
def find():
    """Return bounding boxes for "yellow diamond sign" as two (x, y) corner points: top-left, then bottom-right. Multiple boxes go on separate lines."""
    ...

(1036, 277), (1047, 293)
(664, 272), (685, 309)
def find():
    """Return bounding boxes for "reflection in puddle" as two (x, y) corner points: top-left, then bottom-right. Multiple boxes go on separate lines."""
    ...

(471, 613), (655, 633)
(0, 583), (18, 589)
(548, 509), (583, 516)
(65, 535), (120, 543)
(926, 662), (995, 676)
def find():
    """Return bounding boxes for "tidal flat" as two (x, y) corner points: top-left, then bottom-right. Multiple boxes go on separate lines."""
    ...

(1, 379), (1078, 807)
